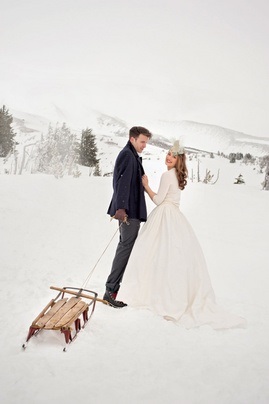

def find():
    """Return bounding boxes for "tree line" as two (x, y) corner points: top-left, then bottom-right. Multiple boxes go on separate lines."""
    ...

(0, 105), (100, 177)
(1, 104), (269, 189)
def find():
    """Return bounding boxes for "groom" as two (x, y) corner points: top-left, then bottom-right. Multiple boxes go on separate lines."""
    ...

(103, 126), (152, 307)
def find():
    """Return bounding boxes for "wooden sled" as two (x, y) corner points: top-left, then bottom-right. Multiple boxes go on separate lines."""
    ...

(22, 286), (100, 351)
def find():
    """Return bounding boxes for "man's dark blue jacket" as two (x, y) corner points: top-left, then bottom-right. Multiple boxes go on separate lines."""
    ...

(107, 141), (147, 222)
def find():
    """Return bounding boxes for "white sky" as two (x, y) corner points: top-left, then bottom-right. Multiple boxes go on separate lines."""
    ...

(1, 0), (269, 137)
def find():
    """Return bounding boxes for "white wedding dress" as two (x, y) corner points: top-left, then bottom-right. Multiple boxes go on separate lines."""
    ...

(118, 168), (246, 329)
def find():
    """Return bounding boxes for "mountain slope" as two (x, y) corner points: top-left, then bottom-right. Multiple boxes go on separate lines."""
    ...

(9, 108), (269, 162)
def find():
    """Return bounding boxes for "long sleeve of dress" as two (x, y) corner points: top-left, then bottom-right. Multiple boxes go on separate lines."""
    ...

(152, 171), (171, 206)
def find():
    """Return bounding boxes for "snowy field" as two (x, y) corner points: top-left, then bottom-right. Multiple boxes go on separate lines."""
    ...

(0, 155), (269, 404)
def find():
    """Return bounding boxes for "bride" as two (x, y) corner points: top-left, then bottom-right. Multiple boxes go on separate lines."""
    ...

(118, 141), (246, 329)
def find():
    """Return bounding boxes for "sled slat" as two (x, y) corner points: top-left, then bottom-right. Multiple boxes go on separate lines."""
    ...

(44, 297), (81, 329)
(35, 298), (68, 328)
(54, 301), (88, 329)
(31, 299), (55, 326)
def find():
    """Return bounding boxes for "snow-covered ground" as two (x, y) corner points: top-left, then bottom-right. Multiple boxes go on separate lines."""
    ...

(0, 154), (268, 404)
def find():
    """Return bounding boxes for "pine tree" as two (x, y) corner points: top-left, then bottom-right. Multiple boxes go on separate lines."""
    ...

(93, 162), (101, 176)
(243, 153), (254, 165)
(80, 128), (99, 169)
(262, 159), (269, 190)
(0, 105), (16, 157)
(229, 153), (236, 163)
(34, 123), (78, 177)
(234, 174), (245, 184)
(259, 155), (269, 173)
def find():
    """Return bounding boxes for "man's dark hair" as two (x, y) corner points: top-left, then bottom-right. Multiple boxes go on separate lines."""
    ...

(129, 126), (152, 139)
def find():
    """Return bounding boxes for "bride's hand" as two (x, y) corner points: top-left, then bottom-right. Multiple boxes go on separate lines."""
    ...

(142, 175), (148, 187)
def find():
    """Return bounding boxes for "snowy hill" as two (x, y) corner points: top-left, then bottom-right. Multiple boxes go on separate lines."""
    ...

(5, 106), (269, 178)
(10, 107), (269, 157)
(0, 156), (269, 403)
(140, 119), (269, 156)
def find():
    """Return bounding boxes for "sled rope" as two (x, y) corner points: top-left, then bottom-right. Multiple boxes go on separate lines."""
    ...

(80, 223), (122, 289)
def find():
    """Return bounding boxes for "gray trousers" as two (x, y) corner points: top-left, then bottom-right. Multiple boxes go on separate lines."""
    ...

(105, 219), (141, 293)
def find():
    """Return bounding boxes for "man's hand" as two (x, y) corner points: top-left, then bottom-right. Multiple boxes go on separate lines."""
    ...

(114, 209), (127, 222)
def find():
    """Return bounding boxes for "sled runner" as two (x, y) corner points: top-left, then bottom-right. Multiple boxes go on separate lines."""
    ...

(22, 286), (103, 351)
